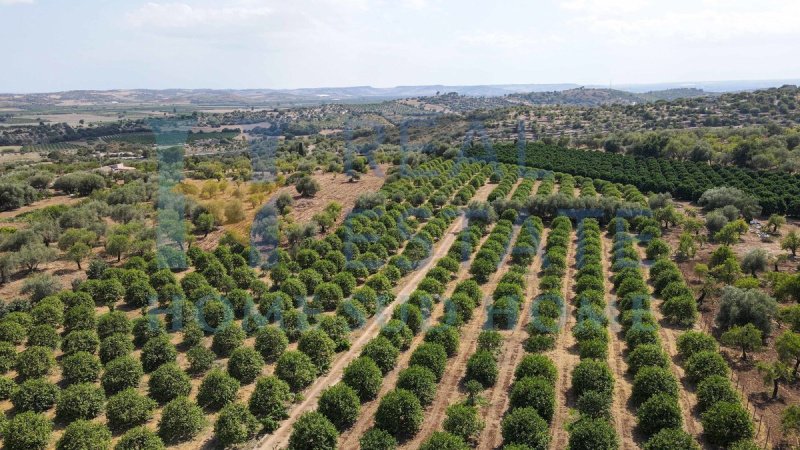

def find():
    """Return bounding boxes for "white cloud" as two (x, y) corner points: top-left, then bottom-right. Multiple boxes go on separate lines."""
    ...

(125, 2), (272, 29)
(0, 0), (34, 5)
(459, 31), (563, 50)
(559, 0), (648, 15)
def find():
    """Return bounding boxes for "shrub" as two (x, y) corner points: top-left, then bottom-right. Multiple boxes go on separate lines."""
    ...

(410, 342), (448, 381)
(298, 328), (336, 373)
(685, 350), (729, 383)
(443, 404), (484, 444)
(510, 376), (555, 421)
(360, 427), (398, 450)
(148, 362), (191, 403)
(228, 346), (265, 384)
(106, 388), (157, 431)
(0, 375), (15, 399)
(102, 356), (143, 395)
(632, 366), (679, 405)
(627, 344), (670, 375)
(465, 350), (498, 388)
(393, 303), (424, 334)
(696, 375), (739, 412)
(115, 426), (166, 450)
(477, 330), (503, 355)
(12, 377), (59, 412)
(56, 382), (106, 421)
(576, 390), (612, 419)
(361, 336), (399, 375)
(397, 365), (438, 406)
(62, 330), (100, 356)
(254, 325), (289, 362)
(211, 323), (246, 357)
(643, 428), (700, 450)
(16, 346), (55, 379)
(568, 417), (619, 450)
(637, 393), (683, 437)
(676, 331), (718, 359)
(31, 302), (63, 328)
(312, 282), (344, 311)
(61, 351), (101, 384)
(99, 334), (134, 363)
(3, 411), (52, 450)
(141, 335), (177, 372)
(197, 368), (240, 410)
(716, 286), (777, 336)
(375, 389), (423, 439)
(501, 406), (550, 449)
(187, 345), (216, 374)
(419, 432), (469, 450)
(27, 325), (60, 349)
(572, 359), (614, 398)
(424, 324), (459, 357)
(214, 402), (260, 448)
(276, 351), (318, 392)
(515, 354), (557, 384)
(701, 401), (754, 446)
(158, 397), (207, 444)
(342, 356), (383, 402)
(181, 321), (204, 347)
(97, 311), (132, 338)
(288, 411), (338, 450)
(318, 383), (360, 431)
(132, 316), (166, 347)
(248, 376), (291, 429)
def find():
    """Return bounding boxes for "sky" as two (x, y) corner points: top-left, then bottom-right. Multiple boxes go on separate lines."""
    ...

(2, 0), (800, 92)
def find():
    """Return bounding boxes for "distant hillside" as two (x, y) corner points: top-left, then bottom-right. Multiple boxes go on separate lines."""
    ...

(507, 87), (713, 106)
(637, 88), (710, 102)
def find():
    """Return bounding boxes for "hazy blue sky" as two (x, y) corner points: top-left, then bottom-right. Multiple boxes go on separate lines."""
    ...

(2, 0), (799, 92)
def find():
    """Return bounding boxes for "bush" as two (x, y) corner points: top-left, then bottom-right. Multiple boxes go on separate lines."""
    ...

(318, 383), (360, 431)
(515, 354), (557, 385)
(56, 382), (106, 421)
(0, 320), (27, 345)
(576, 390), (612, 419)
(685, 351), (729, 383)
(627, 344), (670, 375)
(181, 322), (204, 347)
(12, 377), (59, 412)
(501, 406), (550, 449)
(312, 282), (344, 311)
(397, 365), (438, 406)
(99, 334), (134, 364)
(465, 350), (498, 388)
(16, 346), (55, 379)
(228, 346), (265, 384)
(61, 351), (101, 384)
(342, 357), (383, 402)
(62, 330), (100, 355)
(27, 325), (60, 349)
(197, 368), (240, 410)
(132, 317), (165, 347)
(115, 426), (166, 450)
(97, 311), (131, 338)
(3, 411), (52, 450)
(716, 286), (777, 336)
(361, 336), (399, 375)
(102, 356), (143, 395)
(632, 366), (678, 405)
(298, 328), (336, 373)
(288, 411), (338, 450)
(643, 428), (700, 450)
(410, 343), (448, 381)
(477, 330), (503, 355)
(676, 331), (718, 359)
(375, 389), (423, 439)
(360, 427), (398, 450)
(572, 359), (614, 398)
(248, 376), (291, 428)
(255, 325), (289, 362)
(510, 376), (555, 421)
(106, 388), (157, 431)
(419, 432), (469, 450)
(148, 362), (191, 403)
(186, 345), (217, 374)
(276, 351), (318, 392)
(211, 323), (246, 357)
(31, 301), (63, 328)
(140, 335), (177, 372)
(424, 324), (459, 357)
(380, 320), (413, 350)
(637, 393), (683, 437)
(701, 401), (754, 446)
(696, 375), (739, 412)
(443, 404), (484, 444)
(214, 402), (260, 448)
(0, 375), (15, 399)
(568, 417), (619, 450)
(393, 303), (424, 334)
(0, 342), (16, 373)
(158, 397), (207, 444)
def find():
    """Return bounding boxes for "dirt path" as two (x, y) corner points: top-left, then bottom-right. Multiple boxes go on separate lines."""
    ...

(255, 214), (468, 450)
(601, 234), (640, 450)
(548, 229), (579, 450)
(477, 227), (549, 449)
(635, 247), (706, 447)
(401, 224), (524, 449)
